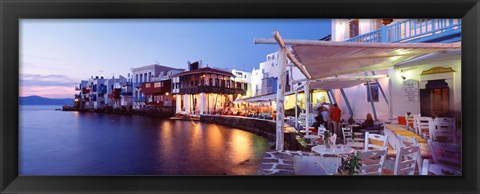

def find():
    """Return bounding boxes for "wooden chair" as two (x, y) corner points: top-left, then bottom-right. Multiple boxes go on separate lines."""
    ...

(393, 145), (420, 175)
(433, 118), (457, 144)
(398, 136), (423, 171)
(358, 150), (387, 175)
(428, 139), (461, 171)
(364, 132), (389, 151)
(342, 127), (353, 144)
(415, 117), (434, 140)
(421, 159), (461, 176)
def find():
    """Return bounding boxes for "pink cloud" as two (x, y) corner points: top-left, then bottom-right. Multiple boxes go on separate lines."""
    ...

(20, 86), (75, 99)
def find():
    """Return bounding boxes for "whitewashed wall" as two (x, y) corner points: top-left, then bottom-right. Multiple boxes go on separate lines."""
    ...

(389, 58), (461, 121)
(331, 70), (390, 121)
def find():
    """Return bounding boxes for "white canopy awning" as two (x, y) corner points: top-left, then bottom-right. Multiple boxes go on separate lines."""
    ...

(291, 42), (460, 79)
(255, 36), (461, 80)
(394, 50), (461, 69)
(234, 90), (297, 103)
(308, 75), (388, 90)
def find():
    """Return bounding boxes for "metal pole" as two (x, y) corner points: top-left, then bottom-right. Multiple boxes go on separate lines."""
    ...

(370, 71), (389, 105)
(329, 89), (337, 104)
(327, 90), (333, 104)
(304, 82), (310, 135)
(365, 72), (378, 121)
(295, 89), (299, 129)
(275, 46), (287, 151)
(340, 89), (353, 118)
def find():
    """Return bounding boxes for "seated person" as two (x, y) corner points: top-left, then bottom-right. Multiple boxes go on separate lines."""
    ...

(311, 115), (326, 130)
(362, 113), (374, 128)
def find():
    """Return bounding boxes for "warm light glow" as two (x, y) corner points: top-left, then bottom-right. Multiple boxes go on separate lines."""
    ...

(166, 92), (169, 96)
(74, 98), (79, 102)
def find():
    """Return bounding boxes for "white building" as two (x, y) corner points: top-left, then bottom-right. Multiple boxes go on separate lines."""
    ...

(328, 19), (461, 122)
(251, 51), (305, 97)
(132, 64), (184, 109)
(90, 76), (106, 110)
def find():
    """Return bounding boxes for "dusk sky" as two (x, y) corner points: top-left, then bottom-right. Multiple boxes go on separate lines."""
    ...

(20, 19), (331, 98)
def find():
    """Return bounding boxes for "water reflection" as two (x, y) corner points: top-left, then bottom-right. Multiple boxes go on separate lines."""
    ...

(20, 105), (270, 175)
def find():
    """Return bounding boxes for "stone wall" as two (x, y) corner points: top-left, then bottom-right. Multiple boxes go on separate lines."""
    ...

(200, 115), (303, 150)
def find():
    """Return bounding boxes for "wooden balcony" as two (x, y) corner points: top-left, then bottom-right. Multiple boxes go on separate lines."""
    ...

(179, 86), (246, 95)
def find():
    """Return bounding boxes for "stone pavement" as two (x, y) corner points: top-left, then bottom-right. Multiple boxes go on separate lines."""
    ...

(256, 150), (322, 175)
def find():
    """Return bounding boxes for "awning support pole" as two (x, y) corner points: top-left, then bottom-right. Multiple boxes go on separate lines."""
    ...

(327, 91), (333, 104)
(328, 89), (337, 105)
(304, 82), (310, 135)
(274, 32), (288, 151)
(295, 89), (299, 129)
(370, 71), (389, 105)
(365, 72), (378, 121)
(340, 89), (353, 118)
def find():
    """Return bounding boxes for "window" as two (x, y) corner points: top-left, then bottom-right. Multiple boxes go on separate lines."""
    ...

(154, 82), (161, 88)
(146, 83), (151, 88)
(148, 72), (151, 82)
(135, 74), (138, 83)
(271, 63), (274, 67)
(366, 83), (379, 102)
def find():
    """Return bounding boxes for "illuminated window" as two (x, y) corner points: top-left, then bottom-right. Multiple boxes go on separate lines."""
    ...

(146, 83), (151, 88)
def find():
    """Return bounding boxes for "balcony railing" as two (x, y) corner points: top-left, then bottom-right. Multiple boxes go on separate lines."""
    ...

(134, 97), (145, 102)
(179, 86), (246, 95)
(345, 19), (461, 43)
(120, 92), (132, 96)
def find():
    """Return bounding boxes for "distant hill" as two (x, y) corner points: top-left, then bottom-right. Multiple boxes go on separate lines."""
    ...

(20, 96), (74, 105)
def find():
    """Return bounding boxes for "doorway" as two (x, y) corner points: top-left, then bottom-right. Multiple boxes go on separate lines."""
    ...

(420, 79), (450, 117)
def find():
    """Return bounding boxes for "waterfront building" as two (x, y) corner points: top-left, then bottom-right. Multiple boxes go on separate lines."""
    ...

(74, 80), (90, 109)
(132, 64), (184, 109)
(244, 50), (331, 113)
(329, 19), (461, 122)
(172, 61), (247, 115)
(231, 69), (252, 98)
(104, 75), (127, 109)
(116, 73), (133, 109)
(251, 50), (305, 97)
(140, 69), (183, 110)
(89, 76), (107, 110)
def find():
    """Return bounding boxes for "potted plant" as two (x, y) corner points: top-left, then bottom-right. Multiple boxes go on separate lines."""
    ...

(338, 151), (361, 175)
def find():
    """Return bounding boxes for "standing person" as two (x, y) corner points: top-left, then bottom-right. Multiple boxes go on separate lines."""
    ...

(320, 104), (330, 131)
(331, 104), (342, 136)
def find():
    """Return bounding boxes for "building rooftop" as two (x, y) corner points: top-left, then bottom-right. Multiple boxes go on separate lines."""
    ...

(132, 64), (183, 72)
(175, 67), (234, 77)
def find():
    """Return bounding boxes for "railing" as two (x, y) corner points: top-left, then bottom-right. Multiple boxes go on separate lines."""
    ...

(180, 86), (245, 95)
(345, 19), (461, 43)
(134, 97), (145, 102)
(120, 92), (132, 96)
(134, 83), (143, 88)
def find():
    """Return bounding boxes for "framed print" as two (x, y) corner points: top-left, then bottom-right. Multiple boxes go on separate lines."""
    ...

(1, 0), (479, 193)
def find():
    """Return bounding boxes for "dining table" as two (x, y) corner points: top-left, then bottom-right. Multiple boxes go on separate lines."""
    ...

(311, 144), (356, 156)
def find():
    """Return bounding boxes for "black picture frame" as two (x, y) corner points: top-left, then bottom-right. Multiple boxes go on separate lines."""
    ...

(1, 0), (479, 193)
